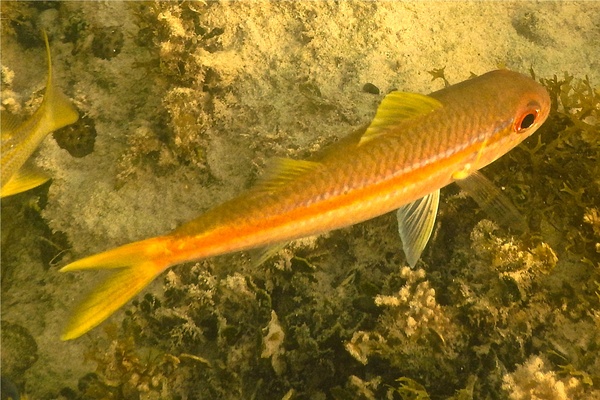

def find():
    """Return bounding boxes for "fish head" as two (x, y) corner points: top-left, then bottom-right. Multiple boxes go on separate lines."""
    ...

(489, 69), (551, 150)
(446, 70), (551, 174)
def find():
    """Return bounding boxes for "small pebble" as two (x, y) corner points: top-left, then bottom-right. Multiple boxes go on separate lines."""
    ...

(362, 82), (380, 95)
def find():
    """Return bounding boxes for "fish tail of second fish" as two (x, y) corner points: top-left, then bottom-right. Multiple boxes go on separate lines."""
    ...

(59, 236), (175, 340)
(40, 30), (79, 131)
(0, 31), (79, 198)
(42, 85), (79, 131)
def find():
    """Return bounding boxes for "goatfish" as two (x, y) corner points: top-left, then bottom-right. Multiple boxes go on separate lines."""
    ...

(61, 69), (550, 340)
(1, 31), (79, 198)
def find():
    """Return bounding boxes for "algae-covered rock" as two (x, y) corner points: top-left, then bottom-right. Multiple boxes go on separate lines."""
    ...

(0, 321), (38, 384)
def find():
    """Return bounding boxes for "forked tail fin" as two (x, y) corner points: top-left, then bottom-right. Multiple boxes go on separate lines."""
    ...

(40, 30), (79, 131)
(60, 237), (173, 340)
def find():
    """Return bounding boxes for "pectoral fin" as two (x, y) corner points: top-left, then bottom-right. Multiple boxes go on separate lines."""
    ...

(396, 190), (440, 267)
(250, 242), (287, 268)
(454, 171), (527, 232)
(0, 163), (50, 198)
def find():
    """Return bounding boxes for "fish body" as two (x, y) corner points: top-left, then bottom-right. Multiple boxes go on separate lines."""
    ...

(61, 69), (550, 340)
(1, 31), (79, 197)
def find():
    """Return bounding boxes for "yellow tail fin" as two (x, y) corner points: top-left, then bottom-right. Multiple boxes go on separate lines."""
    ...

(40, 30), (79, 131)
(0, 163), (50, 198)
(60, 237), (172, 340)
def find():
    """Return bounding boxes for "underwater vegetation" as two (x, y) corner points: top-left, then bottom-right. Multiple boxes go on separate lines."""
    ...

(1, 321), (38, 396)
(52, 69), (598, 398)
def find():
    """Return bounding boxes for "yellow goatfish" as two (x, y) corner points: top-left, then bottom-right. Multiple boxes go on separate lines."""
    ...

(61, 69), (550, 340)
(1, 31), (79, 197)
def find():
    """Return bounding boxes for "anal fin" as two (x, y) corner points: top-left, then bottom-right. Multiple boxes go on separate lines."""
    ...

(249, 242), (288, 268)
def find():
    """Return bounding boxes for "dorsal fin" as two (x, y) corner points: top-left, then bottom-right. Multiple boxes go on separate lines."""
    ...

(359, 91), (443, 145)
(254, 158), (321, 191)
(315, 124), (367, 162)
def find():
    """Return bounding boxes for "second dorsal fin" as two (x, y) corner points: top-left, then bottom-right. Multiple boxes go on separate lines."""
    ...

(254, 158), (322, 192)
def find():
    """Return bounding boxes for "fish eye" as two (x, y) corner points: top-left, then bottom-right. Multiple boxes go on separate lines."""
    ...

(514, 106), (540, 133)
